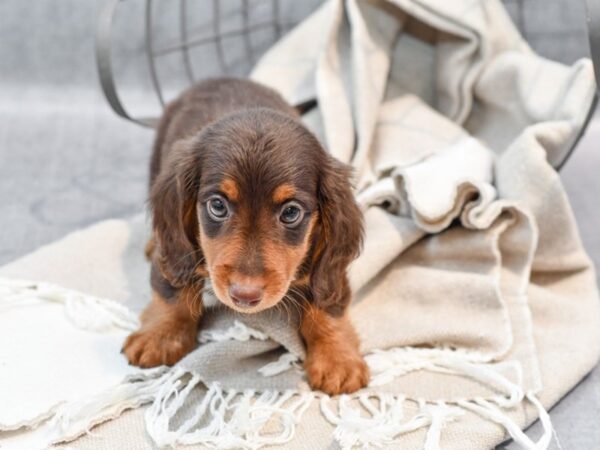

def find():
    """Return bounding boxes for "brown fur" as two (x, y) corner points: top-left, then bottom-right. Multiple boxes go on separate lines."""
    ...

(122, 78), (366, 394)
(301, 304), (370, 395)
(144, 238), (155, 260)
(122, 288), (201, 367)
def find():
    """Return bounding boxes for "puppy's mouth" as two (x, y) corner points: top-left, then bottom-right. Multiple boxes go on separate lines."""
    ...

(225, 287), (286, 314)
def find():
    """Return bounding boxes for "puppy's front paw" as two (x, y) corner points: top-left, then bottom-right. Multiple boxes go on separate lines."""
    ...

(122, 324), (197, 368)
(305, 349), (369, 395)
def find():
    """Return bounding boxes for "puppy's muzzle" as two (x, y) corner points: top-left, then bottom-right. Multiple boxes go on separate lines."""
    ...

(228, 283), (263, 309)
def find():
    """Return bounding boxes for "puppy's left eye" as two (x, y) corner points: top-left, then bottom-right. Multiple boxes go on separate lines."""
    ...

(279, 202), (304, 226)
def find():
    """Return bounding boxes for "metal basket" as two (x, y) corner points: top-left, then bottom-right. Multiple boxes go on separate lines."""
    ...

(96, 0), (600, 169)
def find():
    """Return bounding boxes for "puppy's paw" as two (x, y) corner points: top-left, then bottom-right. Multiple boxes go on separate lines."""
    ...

(122, 324), (197, 368)
(305, 349), (369, 395)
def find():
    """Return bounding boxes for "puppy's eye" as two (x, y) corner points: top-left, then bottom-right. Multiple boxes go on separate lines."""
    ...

(207, 196), (229, 221)
(279, 202), (304, 226)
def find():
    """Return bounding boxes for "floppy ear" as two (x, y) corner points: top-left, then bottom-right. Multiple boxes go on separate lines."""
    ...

(310, 156), (364, 315)
(150, 138), (203, 288)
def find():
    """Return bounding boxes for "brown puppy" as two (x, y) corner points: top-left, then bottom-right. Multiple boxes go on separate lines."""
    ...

(123, 78), (368, 395)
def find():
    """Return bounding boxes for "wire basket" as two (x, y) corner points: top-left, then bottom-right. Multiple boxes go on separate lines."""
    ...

(96, 0), (599, 168)
(96, 0), (322, 127)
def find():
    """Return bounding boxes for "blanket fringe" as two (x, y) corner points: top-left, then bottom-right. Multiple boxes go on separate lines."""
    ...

(145, 368), (314, 449)
(366, 347), (523, 403)
(198, 320), (269, 343)
(0, 277), (139, 332)
(323, 347), (556, 450)
(321, 392), (554, 450)
(1, 278), (556, 449)
(457, 392), (555, 450)
(258, 352), (301, 377)
(320, 394), (464, 450)
(44, 367), (172, 444)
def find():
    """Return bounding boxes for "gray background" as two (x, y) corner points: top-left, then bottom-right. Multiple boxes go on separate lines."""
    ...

(0, 0), (598, 448)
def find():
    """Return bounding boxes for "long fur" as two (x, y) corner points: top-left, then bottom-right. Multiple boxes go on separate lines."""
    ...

(123, 78), (367, 394)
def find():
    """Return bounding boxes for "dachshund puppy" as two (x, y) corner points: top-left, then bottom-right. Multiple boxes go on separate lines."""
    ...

(123, 78), (368, 395)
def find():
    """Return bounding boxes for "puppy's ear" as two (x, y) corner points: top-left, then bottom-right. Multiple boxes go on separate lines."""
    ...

(310, 156), (363, 315)
(150, 138), (203, 288)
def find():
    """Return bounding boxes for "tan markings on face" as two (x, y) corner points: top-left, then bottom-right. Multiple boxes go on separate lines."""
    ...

(198, 225), (244, 304)
(272, 183), (296, 204)
(259, 213), (317, 306)
(198, 210), (317, 314)
(220, 178), (240, 202)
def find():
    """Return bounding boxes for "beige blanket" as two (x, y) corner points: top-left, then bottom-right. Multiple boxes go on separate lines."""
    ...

(1, 0), (599, 449)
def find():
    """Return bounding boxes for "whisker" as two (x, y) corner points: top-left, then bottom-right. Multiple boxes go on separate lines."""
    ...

(280, 297), (292, 324)
(169, 247), (205, 270)
(283, 296), (308, 332)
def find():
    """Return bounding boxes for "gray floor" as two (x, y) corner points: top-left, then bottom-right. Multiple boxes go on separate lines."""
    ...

(0, 0), (598, 448)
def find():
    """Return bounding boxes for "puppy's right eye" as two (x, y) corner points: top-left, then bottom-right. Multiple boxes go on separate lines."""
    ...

(206, 196), (229, 221)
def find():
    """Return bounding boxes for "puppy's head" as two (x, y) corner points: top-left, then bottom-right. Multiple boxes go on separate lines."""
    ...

(151, 108), (363, 314)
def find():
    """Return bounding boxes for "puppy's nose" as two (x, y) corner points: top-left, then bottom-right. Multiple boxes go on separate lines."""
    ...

(229, 283), (263, 309)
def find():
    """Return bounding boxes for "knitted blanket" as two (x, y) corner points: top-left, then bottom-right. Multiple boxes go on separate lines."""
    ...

(1, 0), (600, 449)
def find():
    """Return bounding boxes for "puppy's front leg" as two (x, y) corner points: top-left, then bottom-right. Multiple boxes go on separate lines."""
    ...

(123, 286), (202, 368)
(301, 304), (369, 395)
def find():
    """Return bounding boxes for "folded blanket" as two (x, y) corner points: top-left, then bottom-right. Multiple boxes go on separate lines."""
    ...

(1, 0), (599, 449)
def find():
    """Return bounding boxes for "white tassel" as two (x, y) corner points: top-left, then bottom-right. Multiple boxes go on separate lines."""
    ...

(258, 352), (301, 377)
(198, 320), (269, 343)
(366, 347), (523, 407)
(526, 391), (557, 450)
(320, 394), (406, 449)
(42, 367), (171, 444)
(144, 369), (313, 449)
(420, 403), (464, 450)
(457, 392), (555, 450)
(321, 395), (463, 450)
(366, 348), (456, 386)
(0, 277), (139, 331)
(63, 294), (139, 332)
